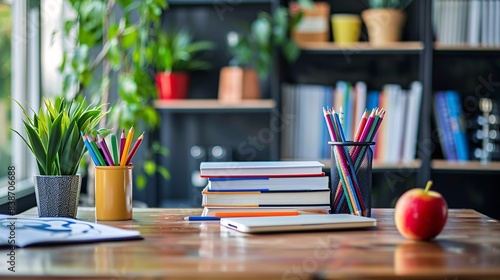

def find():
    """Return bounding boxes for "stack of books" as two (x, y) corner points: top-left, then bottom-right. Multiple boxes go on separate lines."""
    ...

(199, 161), (331, 217)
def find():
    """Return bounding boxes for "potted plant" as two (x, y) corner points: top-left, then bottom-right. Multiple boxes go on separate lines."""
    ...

(154, 30), (215, 100)
(361, 0), (412, 46)
(12, 97), (107, 218)
(218, 3), (309, 103)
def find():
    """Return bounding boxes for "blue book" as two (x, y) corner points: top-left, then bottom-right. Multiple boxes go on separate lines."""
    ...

(366, 90), (379, 110)
(445, 90), (469, 161)
(434, 92), (457, 160)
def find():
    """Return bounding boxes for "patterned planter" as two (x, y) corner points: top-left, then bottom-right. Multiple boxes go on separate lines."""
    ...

(34, 175), (81, 218)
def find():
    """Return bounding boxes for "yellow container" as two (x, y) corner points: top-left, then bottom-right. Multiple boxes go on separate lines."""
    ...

(331, 14), (361, 45)
(95, 165), (133, 220)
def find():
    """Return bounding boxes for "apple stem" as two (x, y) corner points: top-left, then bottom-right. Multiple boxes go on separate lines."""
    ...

(424, 180), (433, 193)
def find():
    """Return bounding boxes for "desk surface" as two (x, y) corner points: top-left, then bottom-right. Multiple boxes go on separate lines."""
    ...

(1, 208), (500, 279)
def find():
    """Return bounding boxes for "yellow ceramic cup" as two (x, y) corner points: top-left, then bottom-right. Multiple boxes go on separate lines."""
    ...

(95, 165), (133, 220)
(331, 14), (361, 45)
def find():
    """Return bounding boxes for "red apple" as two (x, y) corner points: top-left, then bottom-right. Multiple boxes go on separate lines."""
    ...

(395, 181), (448, 241)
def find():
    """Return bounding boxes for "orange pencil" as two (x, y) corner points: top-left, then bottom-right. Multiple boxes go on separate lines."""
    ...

(120, 126), (134, 166)
(125, 132), (144, 166)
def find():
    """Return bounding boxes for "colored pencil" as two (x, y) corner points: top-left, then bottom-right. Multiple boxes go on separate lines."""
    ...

(111, 134), (119, 166)
(81, 132), (100, 166)
(120, 126), (134, 166)
(87, 134), (106, 166)
(125, 132), (144, 166)
(119, 129), (126, 162)
(97, 134), (114, 166)
(354, 110), (369, 142)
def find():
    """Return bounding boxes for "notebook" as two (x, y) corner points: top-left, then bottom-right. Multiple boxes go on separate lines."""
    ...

(220, 214), (377, 233)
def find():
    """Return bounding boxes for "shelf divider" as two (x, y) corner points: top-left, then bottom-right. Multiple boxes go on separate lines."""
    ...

(431, 160), (500, 172)
(154, 99), (276, 113)
(299, 41), (424, 54)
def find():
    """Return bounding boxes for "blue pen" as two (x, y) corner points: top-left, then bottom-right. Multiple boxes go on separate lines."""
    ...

(183, 216), (221, 221)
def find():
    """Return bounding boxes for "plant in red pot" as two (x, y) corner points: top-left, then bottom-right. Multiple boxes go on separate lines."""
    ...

(154, 30), (214, 100)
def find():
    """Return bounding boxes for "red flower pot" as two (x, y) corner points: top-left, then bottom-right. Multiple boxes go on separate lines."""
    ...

(155, 72), (190, 99)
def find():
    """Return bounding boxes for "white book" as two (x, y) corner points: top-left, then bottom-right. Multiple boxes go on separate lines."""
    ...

(494, 0), (500, 47)
(488, 0), (495, 47)
(202, 187), (330, 206)
(354, 81), (367, 139)
(460, 0), (469, 44)
(482, 0), (489, 46)
(402, 81), (423, 163)
(207, 175), (329, 191)
(280, 84), (293, 158)
(388, 85), (404, 163)
(296, 85), (323, 159)
(449, 0), (458, 45)
(200, 161), (325, 177)
(433, 0), (442, 40)
(468, 0), (481, 47)
(441, 0), (451, 45)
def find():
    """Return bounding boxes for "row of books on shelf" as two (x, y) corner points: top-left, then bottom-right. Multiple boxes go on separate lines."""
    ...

(433, 91), (470, 161)
(433, 0), (500, 47)
(199, 161), (331, 217)
(281, 81), (422, 164)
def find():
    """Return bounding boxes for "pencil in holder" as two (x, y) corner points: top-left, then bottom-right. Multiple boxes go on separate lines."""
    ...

(329, 141), (374, 217)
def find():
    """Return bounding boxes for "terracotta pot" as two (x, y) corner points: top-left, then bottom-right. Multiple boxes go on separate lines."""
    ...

(290, 2), (331, 43)
(361, 8), (406, 46)
(155, 72), (189, 99)
(218, 66), (260, 103)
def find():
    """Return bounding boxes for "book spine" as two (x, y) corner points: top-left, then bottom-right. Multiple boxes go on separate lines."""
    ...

(434, 92), (458, 160)
(445, 90), (470, 160)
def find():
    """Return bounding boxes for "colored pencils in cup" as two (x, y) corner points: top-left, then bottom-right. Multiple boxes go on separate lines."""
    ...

(323, 107), (385, 216)
(81, 126), (143, 166)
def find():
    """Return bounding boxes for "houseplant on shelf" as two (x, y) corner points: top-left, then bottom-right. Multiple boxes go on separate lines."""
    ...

(154, 29), (214, 100)
(12, 98), (107, 218)
(361, 0), (412, 46)
(218, 2), (310, 103)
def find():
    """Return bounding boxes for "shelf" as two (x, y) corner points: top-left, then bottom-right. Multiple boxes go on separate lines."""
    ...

(167, 0), (272, 5)
(434, 43), (500, 51)
(311, 159), (422, 172)
(154, 99), (276, 113)
(299, 41), (424, 55)
(431, 160), (500, 173)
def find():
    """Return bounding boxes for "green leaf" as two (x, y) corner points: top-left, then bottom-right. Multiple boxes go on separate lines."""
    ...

(118, 74), (139, 102)
(157, 166), (171, 180)
(46, 113), (64, 174)
(251, 17), (271, 47)
(144, 160), (156, 176)
(122, 27), (138, 49)
(107, 38), (122, 70)
(282, 40), (300, 63)
(136, 174), (146, 190)
(23, 121), (47, 175)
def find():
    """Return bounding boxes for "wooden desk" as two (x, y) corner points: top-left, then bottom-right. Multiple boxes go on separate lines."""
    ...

(1, 208), (500, 279)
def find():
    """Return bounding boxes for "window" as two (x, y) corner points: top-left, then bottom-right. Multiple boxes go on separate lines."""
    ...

(0, 0), (40, 203)
(0, 1), (12, 183)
